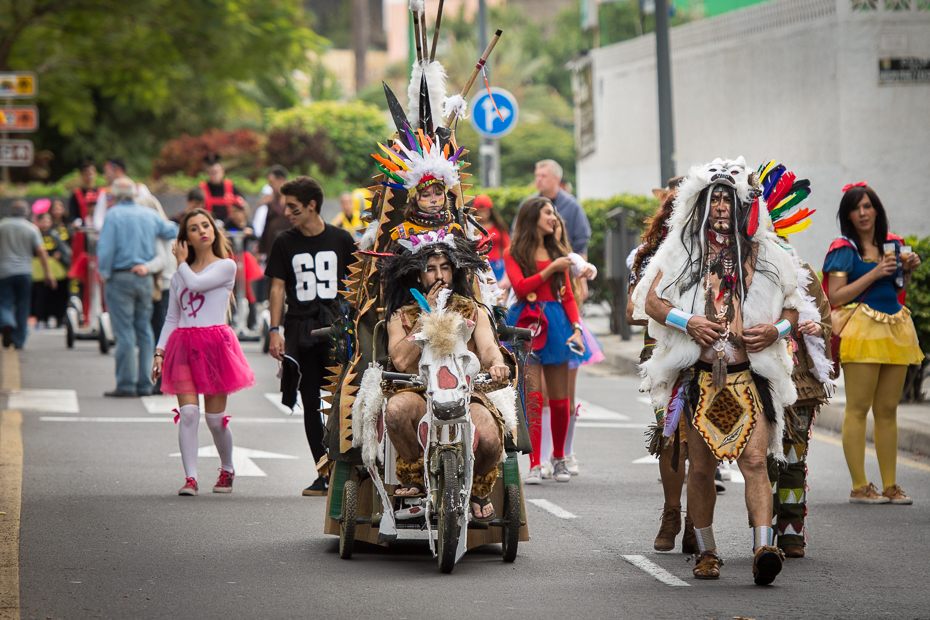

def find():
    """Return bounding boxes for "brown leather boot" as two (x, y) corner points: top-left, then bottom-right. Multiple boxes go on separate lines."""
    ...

(681, 513), (698, 554)
(653, 505), (682, 551)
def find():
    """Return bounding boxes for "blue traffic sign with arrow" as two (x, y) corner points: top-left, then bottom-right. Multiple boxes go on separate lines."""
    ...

(469, 87), (519, 139)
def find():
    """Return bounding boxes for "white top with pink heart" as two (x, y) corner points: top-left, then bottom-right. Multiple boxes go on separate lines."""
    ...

(155, 258), (237, 351)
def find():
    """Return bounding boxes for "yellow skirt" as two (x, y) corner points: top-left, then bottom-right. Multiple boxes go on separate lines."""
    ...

(833, 304), (924, 366)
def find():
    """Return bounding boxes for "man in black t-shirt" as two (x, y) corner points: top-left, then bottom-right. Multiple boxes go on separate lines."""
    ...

(265, 176), (356, 496)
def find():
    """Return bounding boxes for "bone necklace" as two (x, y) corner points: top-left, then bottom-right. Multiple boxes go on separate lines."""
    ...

(704, 242), (737, 388)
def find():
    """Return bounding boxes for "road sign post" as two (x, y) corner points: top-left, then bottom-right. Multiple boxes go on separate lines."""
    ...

(469, 87), (519, 188)
(0, 71), (38, 184)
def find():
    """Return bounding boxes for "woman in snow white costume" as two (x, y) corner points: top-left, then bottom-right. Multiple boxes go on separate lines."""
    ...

(152, 208), (256, 496)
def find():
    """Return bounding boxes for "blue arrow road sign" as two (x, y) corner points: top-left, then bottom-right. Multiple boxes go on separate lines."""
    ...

(469, 87), (519, 139)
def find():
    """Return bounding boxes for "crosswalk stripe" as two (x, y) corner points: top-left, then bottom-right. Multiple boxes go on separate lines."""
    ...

(40, 416), (303, 424)
(6, 389), (79, 414)
(527, 498), (577, 519)
(577, 422), (649, 429)
(622, 555), (690, 587)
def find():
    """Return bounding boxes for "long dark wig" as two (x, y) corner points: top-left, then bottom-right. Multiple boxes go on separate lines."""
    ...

(837, 185), (890, 257)
(632, 189), (676, 281)
(668, 184), (774, 309)
(378, 236), (487, 321)
(508, 196), (570, 298)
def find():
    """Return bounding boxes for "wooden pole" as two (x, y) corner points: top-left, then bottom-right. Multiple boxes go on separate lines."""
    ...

(420, 8), (429, 65)
(429, 0), (445, 62)
(444, 29), (503, 128)
(411, 10), (423, 62)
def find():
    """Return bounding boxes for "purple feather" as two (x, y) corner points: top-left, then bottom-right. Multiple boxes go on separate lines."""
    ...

(448, 146), (465, 163)
(663, 384), (684, 437)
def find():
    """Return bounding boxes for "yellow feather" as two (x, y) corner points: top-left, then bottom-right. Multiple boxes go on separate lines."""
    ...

(777, 220), (812, 236)
(378, 143), (408, 170)
(759, 160), (777, 181)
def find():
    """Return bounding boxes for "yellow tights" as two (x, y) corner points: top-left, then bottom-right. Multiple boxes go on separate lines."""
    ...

(841, 363), (908, 491)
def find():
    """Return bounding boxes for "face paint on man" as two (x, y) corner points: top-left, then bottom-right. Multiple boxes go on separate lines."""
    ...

(709, 187), (734, 234)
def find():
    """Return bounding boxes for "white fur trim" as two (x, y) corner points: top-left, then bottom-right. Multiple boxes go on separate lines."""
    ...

(359, 220), (379, 251)
(352, 364), (386, 466)
(487, 385), (518, 437)
(406, 60), (448, 130)
(409, 0), (425, 13)
(442, 94), (468, 121)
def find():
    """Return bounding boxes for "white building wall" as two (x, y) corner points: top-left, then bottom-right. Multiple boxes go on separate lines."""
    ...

(577, 0), (930, 268)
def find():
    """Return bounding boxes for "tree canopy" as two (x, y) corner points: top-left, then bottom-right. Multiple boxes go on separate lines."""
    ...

(0, 0), (322, 177)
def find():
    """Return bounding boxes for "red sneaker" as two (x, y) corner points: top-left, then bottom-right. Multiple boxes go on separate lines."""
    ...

(213, 469), (235, 494)
(178, 477), (198, 496)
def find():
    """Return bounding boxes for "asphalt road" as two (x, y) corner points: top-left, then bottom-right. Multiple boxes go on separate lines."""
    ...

(4, 329), (930, 620)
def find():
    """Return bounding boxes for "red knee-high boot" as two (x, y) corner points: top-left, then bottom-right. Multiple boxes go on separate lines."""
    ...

(550, 397), (571, 460)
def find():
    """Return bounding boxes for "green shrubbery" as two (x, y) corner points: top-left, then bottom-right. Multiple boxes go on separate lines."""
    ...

(904, 235), (930, 353)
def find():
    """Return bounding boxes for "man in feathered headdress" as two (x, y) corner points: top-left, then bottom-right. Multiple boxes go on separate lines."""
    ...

(632, 157), (804, 585)
(756, 162), (836, 559)
(378, 231), (514, 521)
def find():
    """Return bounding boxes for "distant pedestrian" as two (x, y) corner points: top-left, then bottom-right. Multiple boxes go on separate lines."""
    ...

(472, 194), (510, 282)
(171, 187), (205, 224)
(96, 178), (178, 397)
(31, 211), (71, 328)
(200, 154), (248, 228)
(92, 158), (156, 230)
(330, 190), (366, 239)
(1, 200), (56, 349)
(152, 208), (256, 496)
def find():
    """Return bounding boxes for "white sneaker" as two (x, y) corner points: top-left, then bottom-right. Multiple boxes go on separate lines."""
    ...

(524, 465), (543, 485)
(540, 461), (554, 479)
(552, 458), (571, 482)
(564, 454), (580, 476)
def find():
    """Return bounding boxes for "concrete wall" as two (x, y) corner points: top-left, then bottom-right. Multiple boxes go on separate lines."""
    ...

(576, 0), (930, 268)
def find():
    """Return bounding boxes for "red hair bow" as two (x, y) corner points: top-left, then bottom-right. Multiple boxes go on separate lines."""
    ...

(841, 181), (867, 193)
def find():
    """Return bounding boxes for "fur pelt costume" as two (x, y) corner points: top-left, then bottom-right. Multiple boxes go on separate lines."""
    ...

(632, 157), (805, 458)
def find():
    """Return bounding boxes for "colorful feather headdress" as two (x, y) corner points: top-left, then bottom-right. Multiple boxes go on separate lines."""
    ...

(757, 160), (813, 237)
(372, 128), (465, 193)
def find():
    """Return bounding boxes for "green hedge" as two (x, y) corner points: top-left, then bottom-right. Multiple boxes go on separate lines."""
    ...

(470, 186), (659, 303)
(904, 235), (930, 353)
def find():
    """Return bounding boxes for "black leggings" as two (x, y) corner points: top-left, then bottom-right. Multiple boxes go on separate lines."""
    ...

(298, 344), (329, 465)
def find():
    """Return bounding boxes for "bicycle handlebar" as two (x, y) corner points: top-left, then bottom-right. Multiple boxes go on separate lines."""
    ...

(497, 324), (533, 342)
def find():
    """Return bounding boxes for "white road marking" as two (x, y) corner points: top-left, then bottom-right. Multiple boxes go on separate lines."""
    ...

(575, 398), (630, 421)
(264, 392), (298, 415)
(729, 466), (744, 484)
(141, 395), (202, 414)
(527, 498), (577, 519)
(168, 445), (298, 477)
(637, 396), (652, 406)
(6, 389), (79, 413)
(621, 555), (690, 587)
(40, 416), (303, 424)
(576, 422), (649, 429)
(632, 454), (659, 464)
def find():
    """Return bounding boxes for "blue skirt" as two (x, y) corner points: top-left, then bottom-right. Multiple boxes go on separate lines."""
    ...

(507, 301), (591, 366)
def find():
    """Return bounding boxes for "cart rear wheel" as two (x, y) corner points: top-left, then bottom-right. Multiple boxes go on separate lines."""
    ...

(65, 316), (75, 349)
(98, 312), (111, 354)
(438, 450), (460, 573)
(339, 479), (357, 559)
(501, 483), (520, 562)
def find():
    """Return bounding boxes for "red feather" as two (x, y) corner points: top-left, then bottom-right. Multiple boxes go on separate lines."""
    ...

(766, 171), (796, 213)
(774, 207), (815, 230)
(747, 197), (760, 237)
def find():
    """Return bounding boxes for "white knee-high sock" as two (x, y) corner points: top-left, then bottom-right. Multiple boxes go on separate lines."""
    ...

(178, 404), (201, 479)
(540, 406), (553, 463)
(564, 404), (579, 456)
(205, 412), (234, 473)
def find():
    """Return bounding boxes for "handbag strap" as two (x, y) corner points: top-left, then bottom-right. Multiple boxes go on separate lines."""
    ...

(835, 283), (874, 338)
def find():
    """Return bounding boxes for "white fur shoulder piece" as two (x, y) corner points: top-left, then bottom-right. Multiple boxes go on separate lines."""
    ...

(352, 363), (386, 467)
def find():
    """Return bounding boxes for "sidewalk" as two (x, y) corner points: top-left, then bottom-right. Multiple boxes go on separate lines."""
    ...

(584, 305), (930, 456)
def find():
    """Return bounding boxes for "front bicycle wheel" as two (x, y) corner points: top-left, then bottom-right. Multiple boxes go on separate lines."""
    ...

(437, 450), (460, 573)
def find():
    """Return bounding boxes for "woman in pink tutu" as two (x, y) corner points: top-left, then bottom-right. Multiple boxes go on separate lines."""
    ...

(152, 208), (256, 496)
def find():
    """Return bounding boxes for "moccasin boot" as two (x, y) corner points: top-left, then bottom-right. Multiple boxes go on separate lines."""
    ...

(752, 545), (785, 585)
(681, 514), (698, 555)
(653, 505), (681, 552)
(781, 545), (805, 558)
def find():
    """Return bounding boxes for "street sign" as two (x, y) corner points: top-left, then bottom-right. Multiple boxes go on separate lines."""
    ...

(0, 72), (38, 98)
(0, 106), (38, 132)
(469, 87), (519, 139)
(0, 139), (34, 167)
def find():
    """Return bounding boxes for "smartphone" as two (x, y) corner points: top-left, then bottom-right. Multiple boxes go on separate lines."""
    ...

(568, 341), (584, 355)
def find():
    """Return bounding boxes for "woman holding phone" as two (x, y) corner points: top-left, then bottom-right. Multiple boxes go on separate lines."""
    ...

(504, 197), (589, 485)
(823, 183), (922, 505)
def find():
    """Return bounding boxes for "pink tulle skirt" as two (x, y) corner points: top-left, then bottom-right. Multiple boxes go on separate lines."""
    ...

(161, 325), (256, 396)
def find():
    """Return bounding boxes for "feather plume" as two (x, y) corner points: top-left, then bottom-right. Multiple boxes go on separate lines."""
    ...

(663, 382), (684, 437)
(418, 310), (463, 359)
(352, 364), (386, 466)
(442, 94), (469, 121)
(486, 386), (518, 434)
(409, 0), (425, 11)
(406, 60), (448, 130)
